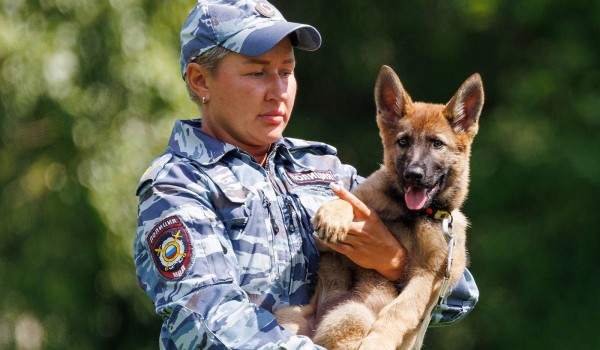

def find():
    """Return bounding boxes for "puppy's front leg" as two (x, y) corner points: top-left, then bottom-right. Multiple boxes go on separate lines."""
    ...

(358, 272), (439, 350)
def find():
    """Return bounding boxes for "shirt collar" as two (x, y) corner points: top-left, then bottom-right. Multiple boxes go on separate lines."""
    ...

(167, 119), (235, 165)
(167, 119), (292, 165)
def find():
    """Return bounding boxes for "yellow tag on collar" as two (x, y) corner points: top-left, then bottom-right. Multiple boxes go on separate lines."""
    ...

(433, 210), (451, 220)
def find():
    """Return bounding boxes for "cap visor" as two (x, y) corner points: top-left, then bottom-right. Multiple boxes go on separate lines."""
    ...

(224, 21), (321, 56)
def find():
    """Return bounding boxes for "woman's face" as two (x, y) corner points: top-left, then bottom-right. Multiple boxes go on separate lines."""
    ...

(201, 39), (297, 157)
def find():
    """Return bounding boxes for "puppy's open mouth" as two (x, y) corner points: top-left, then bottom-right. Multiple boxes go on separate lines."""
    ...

(404, 179), (443, 211)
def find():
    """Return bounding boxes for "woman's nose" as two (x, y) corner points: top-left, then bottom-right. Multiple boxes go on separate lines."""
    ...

(266, 74), (288, 102)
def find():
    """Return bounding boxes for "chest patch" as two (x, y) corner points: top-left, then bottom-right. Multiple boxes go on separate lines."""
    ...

(287, 170), (336, 185)
(147, 216), (193, 280)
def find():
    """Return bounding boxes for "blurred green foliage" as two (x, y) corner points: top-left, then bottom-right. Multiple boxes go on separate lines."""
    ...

(1, 0), (599, 349)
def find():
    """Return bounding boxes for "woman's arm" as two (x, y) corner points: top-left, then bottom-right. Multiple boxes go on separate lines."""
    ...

(135, 179), (325, 349)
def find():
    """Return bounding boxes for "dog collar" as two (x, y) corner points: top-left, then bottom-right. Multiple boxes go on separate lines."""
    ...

(421, 207), (452, 221)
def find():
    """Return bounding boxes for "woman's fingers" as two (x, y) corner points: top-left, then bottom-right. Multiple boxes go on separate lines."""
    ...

(329, 182), (370, 217)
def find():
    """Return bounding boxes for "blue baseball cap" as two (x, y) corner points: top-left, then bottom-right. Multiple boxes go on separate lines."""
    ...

(180, 0), (322, 76)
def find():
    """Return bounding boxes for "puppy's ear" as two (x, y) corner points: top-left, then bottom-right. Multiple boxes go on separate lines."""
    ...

(375, 65), (413, 127)
(444, 73), (484, 135)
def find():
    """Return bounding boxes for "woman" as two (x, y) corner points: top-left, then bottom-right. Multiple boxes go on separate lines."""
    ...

(134, 1), (479, 349)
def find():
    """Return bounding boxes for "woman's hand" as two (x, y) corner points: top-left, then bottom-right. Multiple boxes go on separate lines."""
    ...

(318, 183), (407, 282)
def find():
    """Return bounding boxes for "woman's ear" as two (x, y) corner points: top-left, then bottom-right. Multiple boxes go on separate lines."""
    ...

(186, 63), (210, 100)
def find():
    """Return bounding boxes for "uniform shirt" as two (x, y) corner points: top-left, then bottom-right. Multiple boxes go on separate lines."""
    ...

(134, 119), (479, 349)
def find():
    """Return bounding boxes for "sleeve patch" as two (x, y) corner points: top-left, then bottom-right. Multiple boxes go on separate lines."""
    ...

(147, 216), (193, 280)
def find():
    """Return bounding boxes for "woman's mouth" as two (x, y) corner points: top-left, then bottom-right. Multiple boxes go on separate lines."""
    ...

(259, 112), (286, 124)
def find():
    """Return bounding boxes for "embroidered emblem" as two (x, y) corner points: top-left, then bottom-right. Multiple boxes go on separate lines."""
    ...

(147, 216), (193, 279)
(287, 170), (336, 185)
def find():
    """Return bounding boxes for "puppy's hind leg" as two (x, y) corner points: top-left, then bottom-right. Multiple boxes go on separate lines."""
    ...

(313, 301), (376, 350)
(274, 301), (316, 337)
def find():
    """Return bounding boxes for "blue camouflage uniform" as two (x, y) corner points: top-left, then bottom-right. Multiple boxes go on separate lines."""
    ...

(134, 119), (479, 349)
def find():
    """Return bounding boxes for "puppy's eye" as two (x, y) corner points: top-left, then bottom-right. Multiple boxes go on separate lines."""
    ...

(432, 140), (444, 149)
(397, 137), (408, 147)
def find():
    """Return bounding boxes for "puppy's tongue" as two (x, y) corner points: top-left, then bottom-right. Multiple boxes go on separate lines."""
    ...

(405, 187), (427, 210)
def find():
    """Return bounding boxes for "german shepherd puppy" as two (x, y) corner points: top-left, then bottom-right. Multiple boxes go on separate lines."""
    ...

(275, 65), (484, 349)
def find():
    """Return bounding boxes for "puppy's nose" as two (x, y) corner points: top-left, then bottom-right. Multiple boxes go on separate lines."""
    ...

(404, 166), (424, 182)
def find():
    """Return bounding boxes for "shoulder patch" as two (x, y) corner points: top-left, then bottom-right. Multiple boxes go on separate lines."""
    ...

(147, 216), (193, 280)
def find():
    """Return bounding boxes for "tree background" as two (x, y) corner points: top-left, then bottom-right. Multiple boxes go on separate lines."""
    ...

(1, 0), (599, 349)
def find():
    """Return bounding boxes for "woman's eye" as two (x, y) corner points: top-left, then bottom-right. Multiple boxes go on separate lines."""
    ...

(251, 71), (264, 78)
(432, 140), (444, 149)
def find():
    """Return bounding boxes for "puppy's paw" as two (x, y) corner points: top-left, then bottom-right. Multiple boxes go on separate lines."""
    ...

(312, 199), (354, 243)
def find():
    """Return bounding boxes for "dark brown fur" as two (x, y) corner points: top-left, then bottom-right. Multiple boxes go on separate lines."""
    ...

(275, 65), (484, 350)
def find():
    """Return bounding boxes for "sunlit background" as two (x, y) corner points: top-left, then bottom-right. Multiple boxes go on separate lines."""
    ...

(1, 0), (599, 349)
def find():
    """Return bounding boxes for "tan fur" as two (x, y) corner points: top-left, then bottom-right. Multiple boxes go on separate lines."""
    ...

(275, 65), (484, 350)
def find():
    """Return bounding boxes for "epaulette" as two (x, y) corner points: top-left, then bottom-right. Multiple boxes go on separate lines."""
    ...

(136, 153), (173, 197)
(284, 137), (338, 156)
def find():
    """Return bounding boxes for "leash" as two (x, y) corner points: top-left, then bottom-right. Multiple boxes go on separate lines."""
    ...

(412, 210), (456, 350)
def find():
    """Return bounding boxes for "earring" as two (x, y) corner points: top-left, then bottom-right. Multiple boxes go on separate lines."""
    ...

(202, 96), (208, 105)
